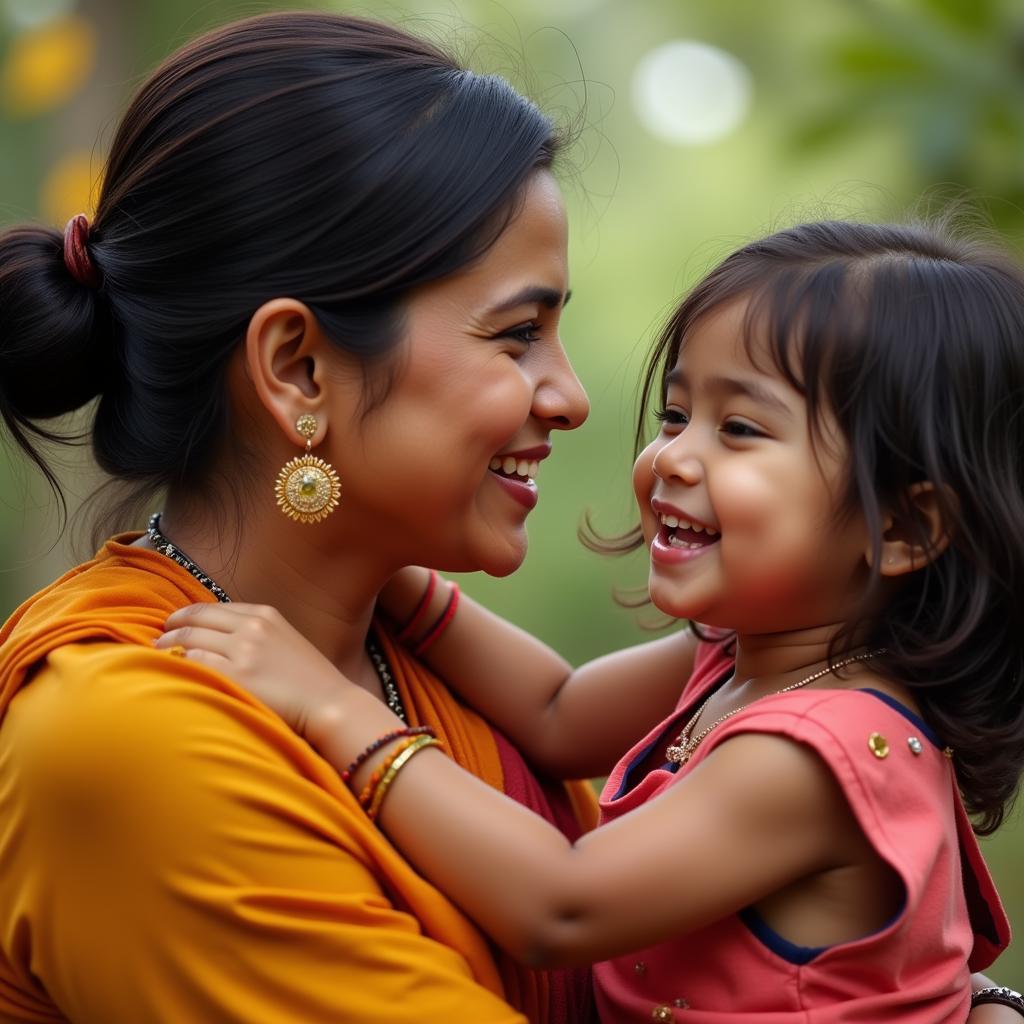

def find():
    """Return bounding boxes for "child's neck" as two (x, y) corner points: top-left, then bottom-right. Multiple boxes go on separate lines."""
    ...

(732, 624), (862, 687)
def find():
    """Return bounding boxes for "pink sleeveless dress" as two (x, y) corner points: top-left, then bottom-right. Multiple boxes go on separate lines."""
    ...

(594, 643), (1009, 1023)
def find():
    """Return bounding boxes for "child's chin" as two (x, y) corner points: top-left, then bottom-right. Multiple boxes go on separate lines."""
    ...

(647, 579), (700, 620)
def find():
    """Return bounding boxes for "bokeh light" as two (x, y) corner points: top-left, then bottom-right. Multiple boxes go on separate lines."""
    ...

(1, 14), (96, 117)
(2, 0), (77, 31)
(40, 148), (99, 226)
(632, 39), (752, 146)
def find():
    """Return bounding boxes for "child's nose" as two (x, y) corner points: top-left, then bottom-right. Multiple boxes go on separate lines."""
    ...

(652, 433), (704, 485)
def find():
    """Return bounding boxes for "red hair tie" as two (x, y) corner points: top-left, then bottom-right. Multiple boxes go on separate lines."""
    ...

(62, 214), (100, 288)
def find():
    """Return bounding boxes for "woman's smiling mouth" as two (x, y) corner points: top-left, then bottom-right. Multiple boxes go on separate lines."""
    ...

(487, 444), (550, 510)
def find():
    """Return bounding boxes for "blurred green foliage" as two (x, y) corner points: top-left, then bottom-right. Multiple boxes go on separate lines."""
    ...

(1, 0), (1022, 987)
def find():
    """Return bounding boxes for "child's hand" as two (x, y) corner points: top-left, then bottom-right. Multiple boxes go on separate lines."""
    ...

(157, 603), (348, 738)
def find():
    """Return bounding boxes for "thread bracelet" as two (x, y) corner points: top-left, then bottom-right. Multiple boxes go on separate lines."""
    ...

(341, 726), (434, 785)
(396, 570), (439, 643)
(413, 583), (460, 656)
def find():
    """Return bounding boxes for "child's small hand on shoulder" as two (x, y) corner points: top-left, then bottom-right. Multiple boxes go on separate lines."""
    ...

(157, 603), (354, 738)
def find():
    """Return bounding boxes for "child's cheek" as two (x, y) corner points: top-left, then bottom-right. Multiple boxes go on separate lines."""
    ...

(631, 443), (659, 539)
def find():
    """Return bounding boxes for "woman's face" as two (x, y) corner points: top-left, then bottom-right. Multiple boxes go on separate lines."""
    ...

(328, 170), (589, 576)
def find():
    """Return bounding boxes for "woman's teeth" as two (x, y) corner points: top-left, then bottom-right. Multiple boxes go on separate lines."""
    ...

(489, 457), (540, 480)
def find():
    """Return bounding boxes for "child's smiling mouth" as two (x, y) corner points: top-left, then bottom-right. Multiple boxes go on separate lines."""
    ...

(657, 511), (720, 550)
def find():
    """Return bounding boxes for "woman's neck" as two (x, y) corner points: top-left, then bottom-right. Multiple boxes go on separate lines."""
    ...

(152, 496), (392, 680)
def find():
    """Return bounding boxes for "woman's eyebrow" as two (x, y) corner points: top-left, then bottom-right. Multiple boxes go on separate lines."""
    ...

(486, 286), (570, 316)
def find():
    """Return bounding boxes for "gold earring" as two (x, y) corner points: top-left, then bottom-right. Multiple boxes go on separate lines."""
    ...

(274, 413), (342, 523)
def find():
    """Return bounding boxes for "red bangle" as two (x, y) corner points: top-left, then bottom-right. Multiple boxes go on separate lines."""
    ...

(396, 570), (438, 643)
(413, 583), (460, 656)
(340, 726), (434, 784)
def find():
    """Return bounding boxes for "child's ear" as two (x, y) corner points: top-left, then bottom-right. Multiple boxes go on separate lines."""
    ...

(875, 482), (953, 576)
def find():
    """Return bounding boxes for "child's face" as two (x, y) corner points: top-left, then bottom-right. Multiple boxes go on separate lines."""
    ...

(632, 297), (872, 635)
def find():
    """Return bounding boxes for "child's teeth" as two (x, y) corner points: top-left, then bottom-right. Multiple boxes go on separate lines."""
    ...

(668, 535), (705, 549)
(659, 511), (720, 536)
(516, 459), (530, 477)
(502, 456), (517, 474)
(529, 460), (539, 477)
(489, 457), (502, 471)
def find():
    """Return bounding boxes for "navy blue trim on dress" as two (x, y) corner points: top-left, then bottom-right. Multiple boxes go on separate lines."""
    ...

(613, 667), (732, 798)
(738, 907), (828, 964)
(739, 901), (905, 965)
(857, 688), (942, 748)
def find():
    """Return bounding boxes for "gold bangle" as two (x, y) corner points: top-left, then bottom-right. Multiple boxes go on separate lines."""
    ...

(366, 735), (442, 821)
(356, 735), (421, 809)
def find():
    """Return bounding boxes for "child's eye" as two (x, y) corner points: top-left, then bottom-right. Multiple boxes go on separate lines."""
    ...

(721, 419), (764, 438)
(654, 407), (690, 428)
(501, 322), (542, 345)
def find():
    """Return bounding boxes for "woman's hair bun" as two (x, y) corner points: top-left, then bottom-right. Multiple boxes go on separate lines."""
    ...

(0, 223), (112, 423)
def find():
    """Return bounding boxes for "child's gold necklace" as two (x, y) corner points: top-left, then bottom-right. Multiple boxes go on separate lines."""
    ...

(665, 649), (886, 766)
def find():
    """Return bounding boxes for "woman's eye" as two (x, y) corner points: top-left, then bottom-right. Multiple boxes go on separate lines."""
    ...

(721, 420), (763, 438)
(654, 407), (689, 428)
(502, 321), (542, 345)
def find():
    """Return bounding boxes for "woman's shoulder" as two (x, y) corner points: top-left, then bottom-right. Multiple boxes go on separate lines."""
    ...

(4, 642), (289, 785)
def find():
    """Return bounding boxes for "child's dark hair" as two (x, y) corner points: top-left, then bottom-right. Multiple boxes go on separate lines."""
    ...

(0, 12), (560, 519)
(627, 220), (1024, 834)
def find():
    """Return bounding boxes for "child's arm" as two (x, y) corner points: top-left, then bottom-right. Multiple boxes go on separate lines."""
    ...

(969, 976), (1024, 1023)
(378, 567), (699, 777)
(158, 603), (854, 968)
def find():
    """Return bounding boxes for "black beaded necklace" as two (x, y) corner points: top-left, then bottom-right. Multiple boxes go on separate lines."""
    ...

(146, 513), (407, 721)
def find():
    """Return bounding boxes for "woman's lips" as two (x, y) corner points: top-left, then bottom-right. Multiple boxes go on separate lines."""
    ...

(488, 469), (538, 510)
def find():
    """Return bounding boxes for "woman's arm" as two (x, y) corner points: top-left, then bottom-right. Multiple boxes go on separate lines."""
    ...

(378, 568), (698, 776)
(158, 603), (849, 968)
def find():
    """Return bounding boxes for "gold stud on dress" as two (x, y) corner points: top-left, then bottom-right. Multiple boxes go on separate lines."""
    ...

(867, 732), (890, 759)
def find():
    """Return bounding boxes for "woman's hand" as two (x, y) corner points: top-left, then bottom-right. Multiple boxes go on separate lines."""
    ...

(157, 603), (351, 739)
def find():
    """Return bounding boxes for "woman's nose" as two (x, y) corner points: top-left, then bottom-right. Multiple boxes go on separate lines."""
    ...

(533, 342), (590, 430)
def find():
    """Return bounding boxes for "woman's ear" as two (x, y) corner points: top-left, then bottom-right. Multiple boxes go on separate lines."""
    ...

(876, 482), (953, 576)
(244, 298), (331, 446)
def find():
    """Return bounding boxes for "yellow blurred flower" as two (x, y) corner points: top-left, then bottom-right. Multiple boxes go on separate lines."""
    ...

(40, 148), (101, 226)
(2, 15), (97, 118)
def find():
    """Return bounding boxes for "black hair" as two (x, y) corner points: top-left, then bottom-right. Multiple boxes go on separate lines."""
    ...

(603, 220), (1024, 834)
(0, 11), (561, 519)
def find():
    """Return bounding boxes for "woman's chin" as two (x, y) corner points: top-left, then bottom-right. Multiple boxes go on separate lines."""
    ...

(476, 531), (528, 578)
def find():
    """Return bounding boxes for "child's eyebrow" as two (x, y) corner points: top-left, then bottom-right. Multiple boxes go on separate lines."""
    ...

(666, 368), (793, 418)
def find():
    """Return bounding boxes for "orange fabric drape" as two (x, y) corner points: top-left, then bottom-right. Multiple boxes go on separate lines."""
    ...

(0, 536), (596, 1024)
(0, 537), (525, 1022)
